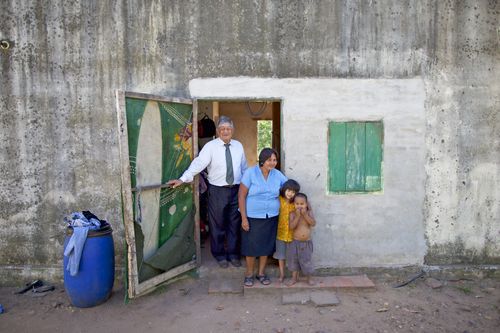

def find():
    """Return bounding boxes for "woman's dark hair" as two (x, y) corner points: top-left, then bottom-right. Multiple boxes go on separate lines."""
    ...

(294, 192), (308, 202)
(258, 148), (278, 166)
(280, 179), (301, 197)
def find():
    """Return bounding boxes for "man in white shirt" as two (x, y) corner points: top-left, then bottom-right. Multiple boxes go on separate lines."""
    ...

(168, 116), (247, 268)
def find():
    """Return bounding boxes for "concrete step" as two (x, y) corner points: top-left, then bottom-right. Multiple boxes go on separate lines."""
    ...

(199, 244), (375, 296)
(244, 274), (375, 296)
(206, 274), (375, 296)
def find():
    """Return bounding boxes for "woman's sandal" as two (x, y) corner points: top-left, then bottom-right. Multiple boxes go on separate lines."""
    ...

(255, 274), (271, 285)
(244, 276), (254, 287)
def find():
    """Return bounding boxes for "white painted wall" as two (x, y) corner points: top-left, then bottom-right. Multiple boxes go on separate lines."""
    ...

(190, 77), (427, 268)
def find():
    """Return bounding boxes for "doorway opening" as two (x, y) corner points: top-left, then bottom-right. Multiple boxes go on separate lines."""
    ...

(197, 100), (282, 169)
(196, 99), (282, 266)
(257, 120), (273, 155)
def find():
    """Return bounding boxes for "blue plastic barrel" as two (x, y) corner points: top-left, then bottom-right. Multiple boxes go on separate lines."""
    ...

(63, 226), (114, 308)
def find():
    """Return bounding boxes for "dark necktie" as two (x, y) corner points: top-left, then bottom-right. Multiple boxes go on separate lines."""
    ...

(224, 143), (234, 185)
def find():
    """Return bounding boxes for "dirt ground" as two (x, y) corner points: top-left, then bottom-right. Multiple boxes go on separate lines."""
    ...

(1, 267), (499, 333)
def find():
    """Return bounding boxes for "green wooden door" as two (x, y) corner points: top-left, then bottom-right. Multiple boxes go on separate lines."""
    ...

(117, 91), (199, 298)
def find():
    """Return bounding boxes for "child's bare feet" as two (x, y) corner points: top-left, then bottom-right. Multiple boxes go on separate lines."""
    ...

(307, 277), (316, 286)
(286, 278), (297, 287)
(278, 276), (285, 283)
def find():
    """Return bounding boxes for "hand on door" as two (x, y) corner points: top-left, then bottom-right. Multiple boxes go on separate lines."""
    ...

(167, 179), (184, 188)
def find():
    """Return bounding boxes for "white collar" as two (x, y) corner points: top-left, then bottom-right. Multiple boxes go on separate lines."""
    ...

(217, 138), (232, 145)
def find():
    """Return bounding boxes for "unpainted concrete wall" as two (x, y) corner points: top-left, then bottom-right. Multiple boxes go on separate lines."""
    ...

(0, 0), (498, 283)
(422, 1), (499, 264)
(190, 78), (428, 267)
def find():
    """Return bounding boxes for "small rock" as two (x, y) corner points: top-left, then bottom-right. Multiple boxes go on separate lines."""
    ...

(425, 278), (443, 289)
(216, 305), (224, 310)
(376, 308), (388, 312)
(179, 288), (190, 296)
(52, 302), (63, 308)
(28, 310), (36, 315)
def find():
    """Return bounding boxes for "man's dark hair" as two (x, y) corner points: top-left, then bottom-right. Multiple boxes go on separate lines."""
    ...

(258, 148), (278, 166)
(280, 179), (301, 197)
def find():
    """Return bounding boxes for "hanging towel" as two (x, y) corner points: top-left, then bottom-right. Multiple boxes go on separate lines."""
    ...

(63, 212), (101, 276)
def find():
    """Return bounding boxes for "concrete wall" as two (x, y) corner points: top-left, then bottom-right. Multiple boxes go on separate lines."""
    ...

(191, 78), (428, 267)
(0, 0), (498, 282)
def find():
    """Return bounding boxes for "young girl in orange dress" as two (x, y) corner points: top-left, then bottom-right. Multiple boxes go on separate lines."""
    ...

(273, 179), (301, 283)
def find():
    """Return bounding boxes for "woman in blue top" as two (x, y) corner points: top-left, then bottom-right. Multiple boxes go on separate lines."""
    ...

(238, 148), (287, 287)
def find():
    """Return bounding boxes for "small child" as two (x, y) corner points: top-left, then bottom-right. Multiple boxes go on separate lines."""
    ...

(286, 193), (316, 286)
(273, 179), (300, 283)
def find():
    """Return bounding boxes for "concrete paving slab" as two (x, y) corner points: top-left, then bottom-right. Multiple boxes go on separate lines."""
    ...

(282, 292), (311, 305)
(310, 291), (340, 307)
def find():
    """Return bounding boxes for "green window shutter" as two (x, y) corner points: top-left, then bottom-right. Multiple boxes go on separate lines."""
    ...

(328, 121), (383, 193)
(345, 123), (366, 191)
(365, 122), (383, 191)
(328, 122), (346, 192)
